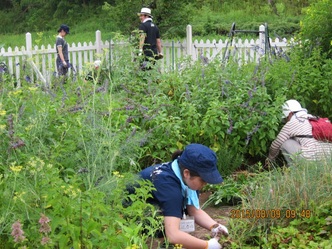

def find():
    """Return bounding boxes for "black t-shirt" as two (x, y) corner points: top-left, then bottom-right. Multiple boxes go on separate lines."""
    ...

(56, 35), (69, 61)
(139, 20), (160, 57)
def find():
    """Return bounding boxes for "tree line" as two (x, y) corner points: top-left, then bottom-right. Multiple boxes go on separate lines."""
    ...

(1, 0), (311, 37)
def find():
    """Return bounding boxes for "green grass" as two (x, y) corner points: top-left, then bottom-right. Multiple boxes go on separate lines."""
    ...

(244, 158), (332, 217)
(0, 28), (114, 49)
(214, 158), (332, 248)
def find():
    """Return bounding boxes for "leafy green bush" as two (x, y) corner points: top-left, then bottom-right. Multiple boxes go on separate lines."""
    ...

(300, 0), (332, 58)
(0, 157), (162, 248)
(108, 41), (332, 170)
(0, 68), (164, 247)
(264, 47), (332, 119)
(113, 57), (284, 168)
(215, 148), (244, 177)
(260, 200), (332, 248)
(0, 0), (308, 43)
(203, 176), (246, 207)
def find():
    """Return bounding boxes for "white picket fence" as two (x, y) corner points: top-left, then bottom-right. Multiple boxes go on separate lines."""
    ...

(0, 25), (289, 86)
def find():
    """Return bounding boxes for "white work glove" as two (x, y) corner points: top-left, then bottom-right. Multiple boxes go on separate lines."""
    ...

(157, 52), (163, 59)
(62, 61), (67, 67)
(211, 223), (229, 237)
(138, 49), (143, 56)
(206, 238), (221, 249)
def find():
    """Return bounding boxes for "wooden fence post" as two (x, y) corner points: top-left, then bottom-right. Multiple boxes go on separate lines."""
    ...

(259, 25), (265, 55)
(186, 25), (193, 59)
(172, 40), (175, 71)
(96, 30), (102, 55)
(26, 32), (47, 86)
(16, 32), (32, 87)
(26, 32), (32, 52)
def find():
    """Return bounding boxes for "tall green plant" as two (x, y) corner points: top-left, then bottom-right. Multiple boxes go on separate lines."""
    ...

(264, 47), (332, 119)
(238, 158), (331, 243)
(0, 158), (162, 248)
(300, 0), (332, 58)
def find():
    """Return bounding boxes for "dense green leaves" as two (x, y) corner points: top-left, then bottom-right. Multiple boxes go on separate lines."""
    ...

(0, 3), (331, 247)
(300, 0), (332, 58)
(0, 0), (309, 38)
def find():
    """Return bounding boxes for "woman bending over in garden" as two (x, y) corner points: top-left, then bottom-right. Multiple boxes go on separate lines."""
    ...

(137, 143), (229, 249)
(266, 99), (332, 166)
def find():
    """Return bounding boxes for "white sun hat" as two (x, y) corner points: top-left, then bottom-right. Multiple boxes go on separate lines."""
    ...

(94, 60), (101, 68)
(282, 99), (303, 118)
(137, 7), (152, 17)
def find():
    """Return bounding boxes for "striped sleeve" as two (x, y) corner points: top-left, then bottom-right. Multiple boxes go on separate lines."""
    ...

(268, 118), (312, 160)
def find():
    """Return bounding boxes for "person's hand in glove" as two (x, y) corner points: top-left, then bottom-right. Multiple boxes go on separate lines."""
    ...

(211, 223), (229, 237)
(62, 61), (68, 68)
(205, 238), (222, 249)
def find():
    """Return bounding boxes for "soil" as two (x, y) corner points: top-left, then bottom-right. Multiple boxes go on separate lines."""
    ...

(149, 191), (233, 248)
(191, 192), (232, 240)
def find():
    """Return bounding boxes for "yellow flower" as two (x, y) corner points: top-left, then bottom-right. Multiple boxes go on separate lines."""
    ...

(27, 157), (45, 173)
(13, 191), (26, 201)
(10, 166), (23, 173)
(113, 171), (124, 178)
(0, 110), (6, 116)
(28, 87), (38, 92)
(0, 124), (6, 132)
(125, 245), (140, 249)
(14, 89), (22, 95)
(25, 124), (34, 132)
(61, 185), (81, 198)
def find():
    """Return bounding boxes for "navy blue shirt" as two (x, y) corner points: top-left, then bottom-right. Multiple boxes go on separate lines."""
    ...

(139, 162), (185, 218)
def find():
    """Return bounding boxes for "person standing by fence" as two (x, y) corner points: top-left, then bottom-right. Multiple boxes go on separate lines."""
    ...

(137, 7), (163, 70)
(56, 24), (70, 77)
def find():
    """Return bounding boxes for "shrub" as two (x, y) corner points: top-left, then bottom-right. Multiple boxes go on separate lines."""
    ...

(0, 157), (162, 248)
(300, 0), (332, 58)
(264, 46), (332, 119)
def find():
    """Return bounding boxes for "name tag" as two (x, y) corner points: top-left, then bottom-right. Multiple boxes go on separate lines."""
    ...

(180, 216), (195, 232)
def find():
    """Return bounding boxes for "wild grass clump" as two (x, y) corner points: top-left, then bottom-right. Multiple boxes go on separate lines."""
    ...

(244, 158), (332, 214)
(0, 68), (163, 247)
(253, 159), (331, 221)
(226, 158), (332, 247)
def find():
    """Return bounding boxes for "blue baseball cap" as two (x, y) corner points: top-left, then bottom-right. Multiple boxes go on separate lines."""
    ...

(58, 24), (70, 34)
(178, 144), (223, 184)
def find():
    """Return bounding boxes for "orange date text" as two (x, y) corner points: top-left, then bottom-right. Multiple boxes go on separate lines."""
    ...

(230, 209), (312, 219)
